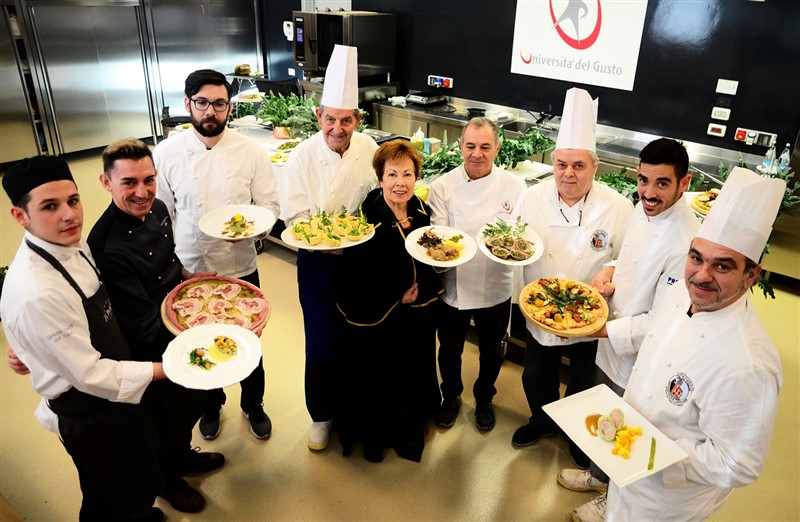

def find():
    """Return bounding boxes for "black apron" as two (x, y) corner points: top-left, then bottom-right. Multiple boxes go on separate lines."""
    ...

(26, 240), (162, 520)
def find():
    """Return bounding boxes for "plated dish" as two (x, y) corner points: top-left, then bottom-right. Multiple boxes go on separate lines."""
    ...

(518, 277), (608, 337)
(689, 188), (720, 216)
(270, 139), (300, 153)
(280, 209), (375, 251)
(161, 276), (270, 336)
(198, 204), (276, 240)
(162, 324), (262, 390)
(404, 225), (477, 268)
(542, 384), (688, 487)
(478, 217), (544, 266)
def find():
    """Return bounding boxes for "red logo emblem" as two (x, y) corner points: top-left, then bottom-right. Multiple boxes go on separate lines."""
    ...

(550, 0), (602, 50)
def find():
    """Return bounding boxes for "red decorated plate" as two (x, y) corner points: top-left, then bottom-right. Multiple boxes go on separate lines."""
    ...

(161, 276), (270, 336)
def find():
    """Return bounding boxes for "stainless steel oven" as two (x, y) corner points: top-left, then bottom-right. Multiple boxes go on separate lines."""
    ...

(292, 10), (396, 77)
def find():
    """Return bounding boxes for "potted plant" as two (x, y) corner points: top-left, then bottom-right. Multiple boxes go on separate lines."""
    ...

(256, 92), (309, 138)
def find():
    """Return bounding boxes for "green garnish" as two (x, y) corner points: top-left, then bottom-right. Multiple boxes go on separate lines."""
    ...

(648, 436), (656, 470)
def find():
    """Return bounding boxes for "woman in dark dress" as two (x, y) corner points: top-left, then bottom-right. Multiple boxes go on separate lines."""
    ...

(335, 140), (443, 462)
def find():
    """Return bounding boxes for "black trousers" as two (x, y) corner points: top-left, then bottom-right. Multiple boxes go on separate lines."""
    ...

(207, 269), (266, 412)
(521, 332), (598, 430)
(437, 298), (510, 403)
(50, 391), (162, 521)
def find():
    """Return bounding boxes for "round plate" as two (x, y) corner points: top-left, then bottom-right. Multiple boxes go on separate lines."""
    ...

(269, 139), (301, 153)
(404, 225), (477, 268)
(477, 220), (544, 266)
(162, 324), (262, 390)
(269, 151), (289, 166)
(198, 204), (276, 240)
(518, 278), (608, 338)
(280, 226), (375, 251)
(161, 276), (270, 336)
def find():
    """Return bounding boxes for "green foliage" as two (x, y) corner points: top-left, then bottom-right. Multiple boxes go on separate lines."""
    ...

(496, 126), (556, 170)
(421, 140), (463, 179)
(597, 167), (637, 201)
(229, 101), (257, 120)
(256, 92), (309, 128)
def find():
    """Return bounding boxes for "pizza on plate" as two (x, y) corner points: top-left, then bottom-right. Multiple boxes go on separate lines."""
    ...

(519, 277), (607, 335)
(163, 276), (269, 334)
(690, 188), (720, 216)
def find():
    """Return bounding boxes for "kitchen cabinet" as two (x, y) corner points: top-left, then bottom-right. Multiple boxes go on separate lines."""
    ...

(1, 3), (43, 162)
(374, 102), (464, 142)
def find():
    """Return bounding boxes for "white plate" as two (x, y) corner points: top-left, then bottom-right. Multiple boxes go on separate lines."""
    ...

(404, 225), (477, 268)
(231, 91), (265, 103)
(280, 226), (375, 251)
(684, 191), (706, 222)
(269, 139), (301, 153)
(199, 205), (277, 240)
(477, 220), (544, 266)
(162, 324), (262, 390)
(542, 384), (688, 487)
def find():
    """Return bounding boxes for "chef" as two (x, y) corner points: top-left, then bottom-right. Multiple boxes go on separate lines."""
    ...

(606, 167), (785, 521)
(556, 138), (701, 522)
(426, 117), (526, 431)
(1, 156), (164, 521)
(154, 69), (280, 441)
(511, 88), (633, 466)
(281, 45), (378, 451)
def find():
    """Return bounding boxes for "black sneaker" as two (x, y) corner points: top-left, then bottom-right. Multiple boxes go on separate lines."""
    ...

(198, 408), (221, 440)
(180, 447), (225, 475)
(434, 397), (461, 428)
(243, 404), (272, 439)
(475, 401), (496, 431)
(158, 477), (205, 513)
(512, 423), (557, 447)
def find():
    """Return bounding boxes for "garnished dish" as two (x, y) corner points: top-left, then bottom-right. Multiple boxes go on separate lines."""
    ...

(281, 207), (375, 250)
(162, 324), (262, 390)
(478, 217), (543, 266)
(269, 152), (289, 165)
(275, 140), (299, 152)
(162, 276), (270, 335)
(542, 384), (687, 487)
(404, 225), (478, 268)
(416, 228), (464, 261)
(221, 213), (255, 239)
(690, 188), (720, 216)
(519, 277), (608, 337)
(585, 408), (643, 460)
(198, 204), (276, 241)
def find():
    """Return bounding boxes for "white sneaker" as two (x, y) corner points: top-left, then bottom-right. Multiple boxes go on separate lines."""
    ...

(571, 494), (606, 522)
(307, 420), (332, 451)
(557, 468), (608, 493)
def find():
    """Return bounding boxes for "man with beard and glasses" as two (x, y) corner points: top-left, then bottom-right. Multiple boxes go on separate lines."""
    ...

(604, 167), (784, 521)
(556, 138), (700, 522)
(154, 69), (280, 441)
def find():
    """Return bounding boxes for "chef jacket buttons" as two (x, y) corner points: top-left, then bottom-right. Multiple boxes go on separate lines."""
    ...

(613, 311), (620, 317)
(577, 255), (583, 260)
(148, 252), (153, 256)
(128, 230), (133, 234)
(699, 333), (705, 338)
(646, 393), (652, 399)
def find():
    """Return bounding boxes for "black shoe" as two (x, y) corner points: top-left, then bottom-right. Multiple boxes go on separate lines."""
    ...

(475, 401), (496, 431)
(434, 397), (462, 428)
(159, 478), (205, 513)
(512, 423), (557, 447)
(243, 404), (272, 439)
(132, 507), (164, 522)
(180, 447), (225, 475)
(199, 408), (221, 440)
(569, 440), (591, 470)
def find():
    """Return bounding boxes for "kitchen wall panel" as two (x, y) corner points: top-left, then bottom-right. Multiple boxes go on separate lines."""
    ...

(346, 0), (799, 154)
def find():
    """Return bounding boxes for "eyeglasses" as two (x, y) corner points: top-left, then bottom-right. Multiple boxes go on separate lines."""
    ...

(189, 98), (230, 112)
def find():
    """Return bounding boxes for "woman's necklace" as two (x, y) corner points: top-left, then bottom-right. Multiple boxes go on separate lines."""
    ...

(394, 215), (413, 228)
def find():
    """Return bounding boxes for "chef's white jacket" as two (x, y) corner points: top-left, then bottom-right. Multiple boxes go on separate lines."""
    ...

(606, 284), (782, 521)
(427, 165), (526, 310)
(513, 179), (633, 346)
(0, 233), (154, 433)
(599, 197), (700, 388)
(281, 131), (378, 224)
(154, 128), (280, 278)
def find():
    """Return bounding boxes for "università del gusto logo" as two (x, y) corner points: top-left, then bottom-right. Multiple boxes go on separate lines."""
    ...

(550, 0), (602, 50)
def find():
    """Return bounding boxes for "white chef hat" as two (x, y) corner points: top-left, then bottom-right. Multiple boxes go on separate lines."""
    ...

(321, 45), (359, 110)
(695, 167), (786, 262)
(555, 87), (598, 152)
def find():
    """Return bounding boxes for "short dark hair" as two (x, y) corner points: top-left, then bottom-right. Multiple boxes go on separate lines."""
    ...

(184, 69), (231, 99)
(639, 138), (689, 181)
(372, 140), (423, 182)
(461, 117), (500, 145)
(102, 138), (152, 176)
